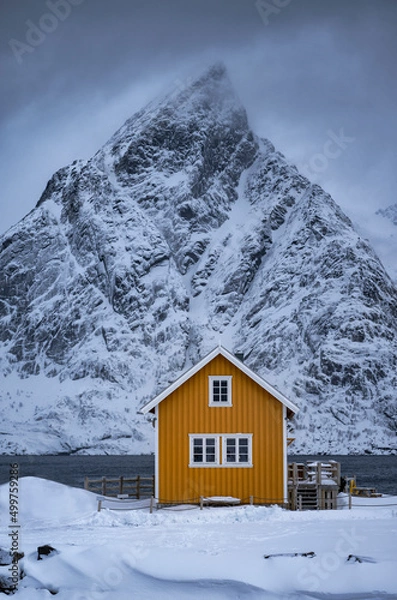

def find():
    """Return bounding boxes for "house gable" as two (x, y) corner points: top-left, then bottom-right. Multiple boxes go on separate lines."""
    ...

(156, 352), (285, 434)
(140, 345), (299, 415)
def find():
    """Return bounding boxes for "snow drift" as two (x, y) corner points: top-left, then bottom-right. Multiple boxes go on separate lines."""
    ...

(0, 477), (396, 599)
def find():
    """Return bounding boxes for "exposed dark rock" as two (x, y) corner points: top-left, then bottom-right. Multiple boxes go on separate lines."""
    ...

(37, 545), (58, 561)
(346, 554), (376, 564)
(0, 550), (11, 567)
(264, 552), (316, 559)
(0, 574), (16, 595)
(377, 202), (397, 226)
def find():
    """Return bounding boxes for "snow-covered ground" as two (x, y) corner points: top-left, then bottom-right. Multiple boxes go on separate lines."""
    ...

(1, 477), (396, 599)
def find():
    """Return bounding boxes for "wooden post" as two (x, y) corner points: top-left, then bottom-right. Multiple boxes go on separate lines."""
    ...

(84, 477), (89, 491)
(292, 485), (297, 511)
(119, 476), (124, 496)
(136, 475), (140, 499)
(319, 488), (324, 510)
(97, 500), (102, 512)
(150, 496), (154, 514)
(316, 462), (321, 485)
(250, 495), (254, 506)
(200, 496), (204, 510)
(292, 463), (297, 485)
(349, 491), (352, 510)
(298, 494), (302, 511)
(102, 476), (106, 496)
(330, 461), (341, 486)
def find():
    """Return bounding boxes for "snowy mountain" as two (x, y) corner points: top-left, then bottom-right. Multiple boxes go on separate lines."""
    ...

(0, 63), (396, 455)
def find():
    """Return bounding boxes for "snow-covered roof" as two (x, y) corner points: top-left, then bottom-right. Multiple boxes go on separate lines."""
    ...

(140, 345), (299, 415)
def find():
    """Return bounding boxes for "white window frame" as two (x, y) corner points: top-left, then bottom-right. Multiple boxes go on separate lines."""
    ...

(189, 434), (220, 467)
(189, 434), (253, 468)
(208, 376), (232, 407)
(221, 434), (253, 467)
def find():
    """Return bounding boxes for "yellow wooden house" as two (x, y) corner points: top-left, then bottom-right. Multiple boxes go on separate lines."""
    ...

(140, 345), (298, 506)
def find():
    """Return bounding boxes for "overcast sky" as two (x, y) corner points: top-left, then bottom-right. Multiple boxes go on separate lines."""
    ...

(1, 0), (396, 273)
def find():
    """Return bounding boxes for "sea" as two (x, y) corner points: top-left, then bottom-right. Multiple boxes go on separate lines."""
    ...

(0, 454), (397, 495)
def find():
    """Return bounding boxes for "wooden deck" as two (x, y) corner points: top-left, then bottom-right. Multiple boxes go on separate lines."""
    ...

(288, 461), (340, 510)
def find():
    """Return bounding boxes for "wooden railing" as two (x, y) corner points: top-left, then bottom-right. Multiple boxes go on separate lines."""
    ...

(84, 475), (154, 498)
(288, 460), (341, 485)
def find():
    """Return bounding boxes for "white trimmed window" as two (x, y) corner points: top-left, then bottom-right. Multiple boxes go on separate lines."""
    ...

(189, 435), (219, 466)
(209, 376), (232, 406)
(222, 435), (252, 466)
(189, 434), (252, 467)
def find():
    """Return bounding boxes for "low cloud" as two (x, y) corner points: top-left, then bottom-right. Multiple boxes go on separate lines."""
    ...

(0, 0), (396, 236)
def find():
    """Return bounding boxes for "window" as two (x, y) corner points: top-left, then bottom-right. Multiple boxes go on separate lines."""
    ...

(209, 376), (232, 406)
(223, 435), (252, 465)
(189, 435), (219, 466)
(189, 434), (252, 467)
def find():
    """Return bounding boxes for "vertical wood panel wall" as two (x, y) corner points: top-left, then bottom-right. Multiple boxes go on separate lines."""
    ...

(157, 354), (285, 504)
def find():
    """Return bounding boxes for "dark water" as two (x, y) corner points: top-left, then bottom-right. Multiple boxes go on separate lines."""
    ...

(289, 455), (397, 495)
(0, 454), (396, 495)
(0, 454), (155, 489)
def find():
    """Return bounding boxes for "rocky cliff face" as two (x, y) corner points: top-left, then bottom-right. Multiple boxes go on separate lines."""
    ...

(0, 64), (396, 454)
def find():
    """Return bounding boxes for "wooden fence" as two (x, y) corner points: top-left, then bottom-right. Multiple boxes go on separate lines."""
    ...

(84, 475), (155, 498)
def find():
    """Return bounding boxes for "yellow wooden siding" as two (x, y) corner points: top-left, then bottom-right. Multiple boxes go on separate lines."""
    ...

(157, 354), (285, 504)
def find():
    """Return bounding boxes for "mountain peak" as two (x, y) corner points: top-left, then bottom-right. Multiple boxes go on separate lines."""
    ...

(142, 62), (240, 122)
(180, 62), (239, 112)
(101, 61), (246, 162)
(193, 61), (228, 85)
(179, 61), (235, 100)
